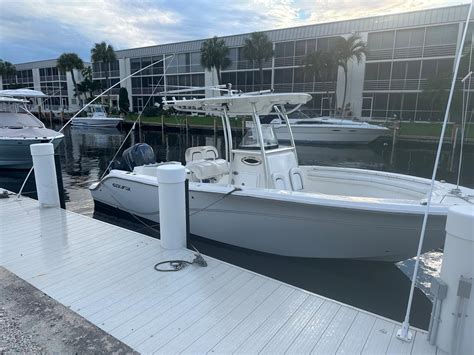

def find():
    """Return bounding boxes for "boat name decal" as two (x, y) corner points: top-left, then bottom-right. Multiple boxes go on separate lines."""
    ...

(112, 183), (131, 191)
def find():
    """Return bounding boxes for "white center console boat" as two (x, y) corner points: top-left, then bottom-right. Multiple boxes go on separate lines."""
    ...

(90, 92), (473, 261)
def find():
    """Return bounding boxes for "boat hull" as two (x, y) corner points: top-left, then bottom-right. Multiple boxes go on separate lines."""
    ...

(71, 117), (123, 128)
(0, 136), (63, 169)
(273, 125), (389, 144)
(90, 174), (447, 262)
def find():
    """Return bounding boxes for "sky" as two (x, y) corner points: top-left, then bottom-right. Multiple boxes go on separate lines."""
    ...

(0, 0), (470, 64)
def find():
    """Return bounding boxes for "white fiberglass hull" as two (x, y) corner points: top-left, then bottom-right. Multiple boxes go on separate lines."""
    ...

(90, 167), (472, 261)
(71, 117), (123, 128)
(273, 124), (389, 144)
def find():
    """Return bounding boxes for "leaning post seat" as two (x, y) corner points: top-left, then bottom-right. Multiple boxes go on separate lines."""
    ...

(186, 159), (229, 180)
(185, 146), (219, 163)
(184, 145), (229, 181)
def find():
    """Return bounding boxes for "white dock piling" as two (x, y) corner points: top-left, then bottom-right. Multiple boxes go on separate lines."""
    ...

(436, 205), (473, 355)
(30, 143), (60, 208)
(156, 164), (187, 249)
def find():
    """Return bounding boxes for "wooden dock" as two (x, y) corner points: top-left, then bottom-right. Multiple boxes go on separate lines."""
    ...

(0, 190), (441, 354)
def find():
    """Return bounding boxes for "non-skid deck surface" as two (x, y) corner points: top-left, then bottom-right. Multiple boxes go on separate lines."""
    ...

(0, 194), (440, 354)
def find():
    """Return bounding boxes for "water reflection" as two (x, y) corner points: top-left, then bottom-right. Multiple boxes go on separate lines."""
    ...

(2, 124), (473, 330)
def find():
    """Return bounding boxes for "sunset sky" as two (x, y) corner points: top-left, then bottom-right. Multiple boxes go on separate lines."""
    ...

(0, 0), (469, 63)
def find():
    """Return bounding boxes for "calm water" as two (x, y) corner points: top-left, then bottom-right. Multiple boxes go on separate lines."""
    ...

(2, 123), (473, 329)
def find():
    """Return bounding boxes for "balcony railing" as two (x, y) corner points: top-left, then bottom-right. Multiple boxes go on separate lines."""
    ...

(274, 56), (295, 67)
(92, 70), (120, 78)
(366, 48), (393, 61)
(364, 79), (428, 91)
(423, 44), (457, 57)
(393, 47), (423, 59)
(366, 44), (457, 61)
(40, 75), (67, 82)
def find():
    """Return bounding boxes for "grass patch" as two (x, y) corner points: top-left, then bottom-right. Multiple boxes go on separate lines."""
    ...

(392, 122), (474, 139)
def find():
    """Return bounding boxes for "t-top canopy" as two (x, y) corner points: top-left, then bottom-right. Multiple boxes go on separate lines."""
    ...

(0, 89), (47, 98)
(0, 96), (29, 103)
(162, 93), (312, 117)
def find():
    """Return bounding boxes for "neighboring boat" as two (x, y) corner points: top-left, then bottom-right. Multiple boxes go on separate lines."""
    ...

(71, 104), (123, 128)
(268, 111), (390, 144)
(0, 93), (64, 169)
(90, 92), (473, 262)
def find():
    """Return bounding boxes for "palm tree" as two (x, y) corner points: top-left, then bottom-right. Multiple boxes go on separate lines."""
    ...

(200, 36), (231, 86)
(91, 41), (117, 107)
(304, 51), (337, 115)
(334, 34), (367, 116)
(242, 32), (274, 90)
(57, 53), (84, 104)
(0, 59), (17, 82)
(78, 67), (102, 102)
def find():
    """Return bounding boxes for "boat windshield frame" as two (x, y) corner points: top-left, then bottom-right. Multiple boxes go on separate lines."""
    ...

(0, 99), (45, 129)
(163, 92), (309, 188)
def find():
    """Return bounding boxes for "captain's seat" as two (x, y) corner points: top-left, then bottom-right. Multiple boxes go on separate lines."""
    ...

(185, 146), (219, 163)
(185, 146), (229, 182)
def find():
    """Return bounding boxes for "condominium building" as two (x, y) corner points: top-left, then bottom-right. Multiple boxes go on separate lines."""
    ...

(1, 4), (472, 120)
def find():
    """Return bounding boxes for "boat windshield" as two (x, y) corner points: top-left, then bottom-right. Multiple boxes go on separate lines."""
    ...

(239, 124), (279, 150)
(93, 106), (106, 113)
(0, 102), (44, 128)
(0, 112), (44, 128)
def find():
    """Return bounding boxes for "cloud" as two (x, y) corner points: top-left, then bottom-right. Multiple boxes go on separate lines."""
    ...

(0, 0), (468, 63)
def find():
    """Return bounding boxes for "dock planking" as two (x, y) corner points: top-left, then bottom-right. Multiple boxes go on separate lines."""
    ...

(0, 191), (440, 354)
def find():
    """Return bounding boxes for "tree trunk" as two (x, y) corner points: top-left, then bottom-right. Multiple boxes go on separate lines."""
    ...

(69, 70), (80, 107)
(341, 68), (348, 117)
(216, 67), (221, 86)
(106, 62), (111, 109)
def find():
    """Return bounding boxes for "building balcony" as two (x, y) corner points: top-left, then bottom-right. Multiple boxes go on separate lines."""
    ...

(366, 44), (457, 61)
(92, 70), (120, 79)
(40, 75), (67, 82)
(423, 44), (457, 57)
(366, 49), (393, 61)
(274, 56), (295, 67)
(363, 79), (427, 91)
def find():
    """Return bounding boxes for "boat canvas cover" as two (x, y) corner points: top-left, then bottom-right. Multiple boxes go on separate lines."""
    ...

(0, 89), (47, 98)
(0, 126), (62, 139)
(165, 93), (312, 116)
(0, 112), (43, 128)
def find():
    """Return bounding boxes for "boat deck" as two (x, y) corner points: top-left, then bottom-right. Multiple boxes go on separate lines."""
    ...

(0, 191), (441, 354)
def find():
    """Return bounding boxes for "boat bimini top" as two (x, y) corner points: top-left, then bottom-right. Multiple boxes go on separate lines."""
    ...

(0, 89), (47, 98)
(162, 92), (312, 117)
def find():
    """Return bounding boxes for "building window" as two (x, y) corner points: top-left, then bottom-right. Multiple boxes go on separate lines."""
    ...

(395, 28), (424, 48)
(367, 31), (395, 50)
(275, 41), (295, 58)
(425, 24), (458, 46)
(421, 58), (454, 78)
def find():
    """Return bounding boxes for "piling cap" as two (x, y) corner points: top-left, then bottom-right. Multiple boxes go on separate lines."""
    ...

(30, 143), (54, 156)
(446, 205), (474, 242)
(156, 164), (186, 183)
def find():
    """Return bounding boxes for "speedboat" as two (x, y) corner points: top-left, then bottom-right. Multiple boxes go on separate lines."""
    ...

(0, 93), (64, 169)
(72, 104), (123, 128)
(269, 111), (389, 144)
(90, 93), (473, 262)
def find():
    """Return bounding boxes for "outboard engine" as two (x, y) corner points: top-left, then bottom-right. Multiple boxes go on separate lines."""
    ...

(118, 143), (156, 171)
